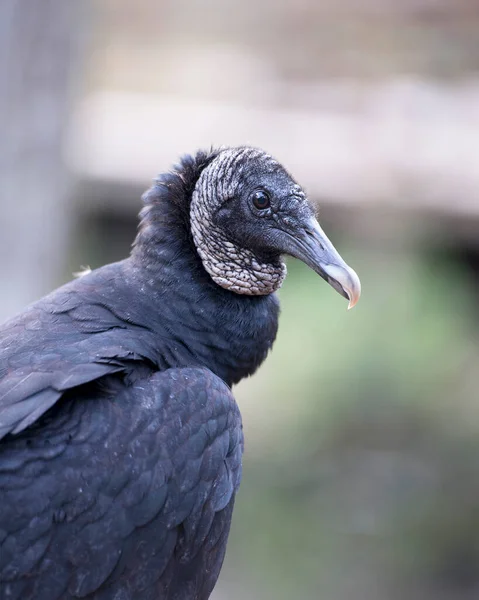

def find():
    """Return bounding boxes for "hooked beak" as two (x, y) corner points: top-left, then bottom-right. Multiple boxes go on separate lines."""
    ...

(287, 218), (361, 309)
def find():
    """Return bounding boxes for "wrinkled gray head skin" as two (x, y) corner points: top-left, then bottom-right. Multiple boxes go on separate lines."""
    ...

(191, 147), (292, 294)
(190, 146), (361, 306)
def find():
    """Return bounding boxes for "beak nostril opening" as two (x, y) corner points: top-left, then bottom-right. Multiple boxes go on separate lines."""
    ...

(304, 228), (324, 251)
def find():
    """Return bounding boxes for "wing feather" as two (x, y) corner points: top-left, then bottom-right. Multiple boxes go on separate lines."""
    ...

(0, 367), (243, 599)
(0, 266), (157, 439)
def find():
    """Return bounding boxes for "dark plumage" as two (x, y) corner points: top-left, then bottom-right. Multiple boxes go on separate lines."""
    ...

(0, 147), (360, 599)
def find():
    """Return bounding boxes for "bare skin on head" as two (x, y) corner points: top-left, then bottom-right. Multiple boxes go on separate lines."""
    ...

(191, 147), (287, 295)
(190, 146), (361, 307)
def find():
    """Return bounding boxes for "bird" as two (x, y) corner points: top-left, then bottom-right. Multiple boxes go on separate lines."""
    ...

(0, 146), (360, 600)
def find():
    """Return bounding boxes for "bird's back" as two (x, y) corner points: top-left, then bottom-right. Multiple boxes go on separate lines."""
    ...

(0, 367), (243, 599)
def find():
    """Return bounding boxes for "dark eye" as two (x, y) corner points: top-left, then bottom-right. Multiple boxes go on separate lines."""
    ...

(252, 189), (271, 210)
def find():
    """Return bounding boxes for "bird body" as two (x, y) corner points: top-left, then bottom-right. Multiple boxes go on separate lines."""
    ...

(0, 147), (360, 599)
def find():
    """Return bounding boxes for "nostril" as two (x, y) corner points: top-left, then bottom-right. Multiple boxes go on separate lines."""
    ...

(305, 229), (324, 251)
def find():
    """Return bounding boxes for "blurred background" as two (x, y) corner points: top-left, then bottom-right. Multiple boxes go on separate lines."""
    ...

(2, 0), (479, 598)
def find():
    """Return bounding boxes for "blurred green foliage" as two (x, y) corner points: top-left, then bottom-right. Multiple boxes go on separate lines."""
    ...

(229, 247), (479, 599)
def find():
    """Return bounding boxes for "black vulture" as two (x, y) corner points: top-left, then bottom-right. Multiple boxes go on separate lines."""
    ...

(0, 147), (360, 599)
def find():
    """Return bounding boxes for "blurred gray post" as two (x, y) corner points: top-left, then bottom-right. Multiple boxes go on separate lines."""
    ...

(0, 0), (90, 322)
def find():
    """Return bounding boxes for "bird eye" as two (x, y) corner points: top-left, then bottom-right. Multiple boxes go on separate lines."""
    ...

(252, 190), (271, 210)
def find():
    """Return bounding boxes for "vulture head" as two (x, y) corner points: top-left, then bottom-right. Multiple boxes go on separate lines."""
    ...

(189, 146), (361, 307)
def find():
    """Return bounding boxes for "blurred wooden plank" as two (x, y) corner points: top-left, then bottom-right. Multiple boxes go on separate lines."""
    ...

(67, 84), (479, 219)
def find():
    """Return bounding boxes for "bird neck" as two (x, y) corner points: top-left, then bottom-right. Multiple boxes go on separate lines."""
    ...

(130, 190), (280, 387)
